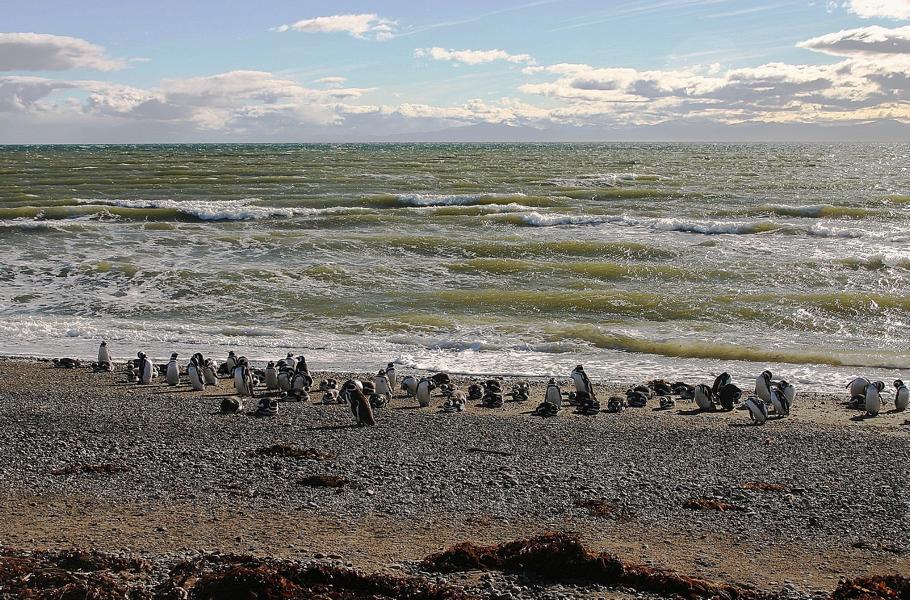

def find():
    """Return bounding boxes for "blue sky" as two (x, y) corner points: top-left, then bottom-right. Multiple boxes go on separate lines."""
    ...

(2, 0), (909, 141)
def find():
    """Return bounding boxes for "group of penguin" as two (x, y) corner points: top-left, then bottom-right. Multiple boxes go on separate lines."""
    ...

(92, 342), (909, 425)
(846, 377), (909, 417)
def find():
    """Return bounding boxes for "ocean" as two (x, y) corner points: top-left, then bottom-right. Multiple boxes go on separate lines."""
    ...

(1, 143), (907, 390)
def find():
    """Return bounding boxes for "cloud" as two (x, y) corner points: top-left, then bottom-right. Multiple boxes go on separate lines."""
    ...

(797, 25), (910, 56)
(414, 47), (536, 65)
(848, 0), (910, 19)
(314, 76), (347, 88)
(0, 32), (126, 71)
(273, 14), (397, 41)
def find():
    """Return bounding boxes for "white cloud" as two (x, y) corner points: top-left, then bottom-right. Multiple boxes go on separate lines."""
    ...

(414, 47), (536, 65)
(0, 32), (126, 71)
(315, 76), (347, 88)
(848, 0), (910, 19)
(797, 25), (910, 56)
(273, 14), (397, 41)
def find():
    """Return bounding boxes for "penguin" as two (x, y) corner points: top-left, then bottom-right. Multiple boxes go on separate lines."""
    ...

(865, 380), (885, 417)
(374, 370), (392, 399)
(658, 396), (675, 410)
(278, 366), (293, 392)
(224, 351), (238, 373)
(385, 362), (397, 388)
(778, 380), (796, 406)
(165, 353), (180, 386)
(847, 377), (870, 398)
(770, 386), (790, 417)
(401, 375), (418, 397)
(712, 372), (732, 400)
(606, 396), (626, 413)
(98, 341), (112, 366)
(894, 380), (909, 412)
(416, 378), (433, 407)
(545, 378), (563, 409)
(137, 352), (154, 385)
(221, 396), (242, 413)
(349, 386), (376, 426)
(571, 365), (596, 399)
(744, 395), (769, 425)
(284, 352), (297, 372)
(717, 384), (742, 411)
(202, 358), (219, 385)
(232, 357), (255, 398)
(468, 383), (484, 401)
(693, 384), (714, 411)
(256, 397), (278, 416)
(650, 380), (673, 397)
(672, 382), (695, 400)
(291, 367), (311, 399)
(755, 370), (773, 404)
(264, 362), (279, 390)
(187, 356), (205, 391)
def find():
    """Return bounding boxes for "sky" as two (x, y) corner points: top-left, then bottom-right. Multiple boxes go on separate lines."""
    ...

(1, 0), (909, 142)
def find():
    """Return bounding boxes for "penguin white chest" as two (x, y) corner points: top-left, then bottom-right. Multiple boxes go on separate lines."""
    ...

(166, 361), (180, 386)
(545, 385), (562, 408)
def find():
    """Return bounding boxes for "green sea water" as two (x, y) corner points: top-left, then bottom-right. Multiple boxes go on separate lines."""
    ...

(1, 143), (907, 388)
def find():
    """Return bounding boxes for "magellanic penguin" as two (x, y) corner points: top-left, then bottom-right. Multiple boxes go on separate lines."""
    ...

(278, 366), (293, 392)
(401, 375), (418, 397)
(894, 380), (909, 412)
(187, 356), (205, 391)
(865, 380), (885, 417)
(385, 362), (397, 388)
(545, 378), (563, 409)
(233, 357), (255, 398)
(98, 341), (112, 365)
(224, 351), (238, 373)
(265, 362), (279, 390)
(770, 386), (790, 417)
(416, 378), (433, 408)
(755, 370), (773, 404)
(202, 358), (219, 385)
(693, 384), (714, 411)
(778, 380), (796, 406)
(374, 370), (392, 398)
(847, 377), (870, 398)
(571, 365), (596, 399)
(165, 353), (180, 386)
(284, 352), (297, 372)
(137, 352), (154, 385)
(744, 395), (769, 425)
(350, 386), (376, 426)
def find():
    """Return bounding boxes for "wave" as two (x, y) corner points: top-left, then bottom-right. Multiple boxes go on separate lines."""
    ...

(547, 173), (663, 187)
(365, 192), (560, 208)
(504, 212), (786, 235)
(550, 327), (905, 369)
(560, 188), (684, 201)
(835, 254), (910, 271)
(447, 258), (722, 281)
(751, 203), (875, 219)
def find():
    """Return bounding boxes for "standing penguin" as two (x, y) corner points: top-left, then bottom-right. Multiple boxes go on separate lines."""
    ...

(98, 341), (113, 365)
(374, 370), (392, 400)
(865, 381), (885, 417)
(571, 365), (596, 399)
(755, 370), (773, 404)
(545, 378), (563, 409)
(225, 351), (238, 373)
(187, 356), (205, 391)
(744, 396), (769, 425)
(349, 385), (376, 426)
(233, 357), (255, 398)
(165, 353), (180, 386)
(278, 364), (293, 392)
(894, 380), (909, 412)
(401, 375), (418, 398)
(770, 386), (791, 417)
(416, 378), (433, 408)
(202, 358), (219, 385)
(137, 352), (154, 385)
(693, 384), (714, 411)
(264, 362), (279, 391)
(847, 377), (870, 398)
(778, 380), (796, 406)
(291, 362), (312, 399)
(385, 362), (397, 388)
(284, 352), (297, 372)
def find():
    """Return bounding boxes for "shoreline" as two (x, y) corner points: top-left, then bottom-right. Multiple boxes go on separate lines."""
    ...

(1, 357), (908, 598)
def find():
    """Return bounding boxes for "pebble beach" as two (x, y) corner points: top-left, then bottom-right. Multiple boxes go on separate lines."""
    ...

(1, 356), (908, 598)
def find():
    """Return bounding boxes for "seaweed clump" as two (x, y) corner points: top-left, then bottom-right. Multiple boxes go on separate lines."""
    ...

(830, 575), (910, 600)
(421, 532), (757, 600)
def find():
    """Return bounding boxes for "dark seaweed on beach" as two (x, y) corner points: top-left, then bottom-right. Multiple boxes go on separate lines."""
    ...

(49, 463), (129, 476)
(830, 575), (910, 600)
(683, 497), (748, 512)
(741, 481), (790, 493)
(573, 498), (635, 521)
(297, 474), (348, 488)
(421, 532), (758, 599)
(255, 444), (326, 459)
